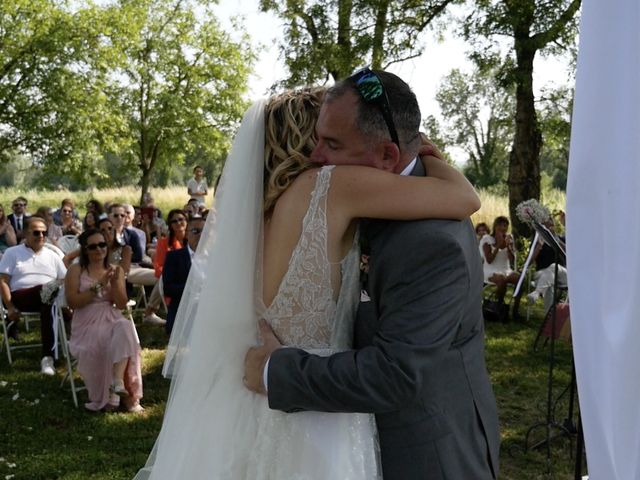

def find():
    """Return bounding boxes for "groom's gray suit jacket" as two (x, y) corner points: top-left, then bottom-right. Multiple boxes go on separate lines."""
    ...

(268, 161), (500, 479)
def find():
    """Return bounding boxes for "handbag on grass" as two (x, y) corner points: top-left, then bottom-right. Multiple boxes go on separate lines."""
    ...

(482, 295), (509, 323)
(540, 302), (571, 341)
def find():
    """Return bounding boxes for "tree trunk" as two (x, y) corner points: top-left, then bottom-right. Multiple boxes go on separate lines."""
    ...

(139, 163), (152, 205)
(334, 0), (354, 79)
(371, 0), (390, 69)
(508, 46), (541, 239)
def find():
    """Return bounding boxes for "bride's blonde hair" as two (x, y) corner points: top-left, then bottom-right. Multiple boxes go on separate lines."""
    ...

(264, 87), (325, 214)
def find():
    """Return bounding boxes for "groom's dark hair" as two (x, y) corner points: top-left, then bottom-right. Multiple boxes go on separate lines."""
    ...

(326, 70), (421, 153)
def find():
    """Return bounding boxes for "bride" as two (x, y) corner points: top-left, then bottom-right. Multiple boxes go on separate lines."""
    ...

(135, 87), (479, 479)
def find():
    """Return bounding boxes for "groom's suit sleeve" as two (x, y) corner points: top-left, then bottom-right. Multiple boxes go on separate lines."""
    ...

(267, 221), (471, 413)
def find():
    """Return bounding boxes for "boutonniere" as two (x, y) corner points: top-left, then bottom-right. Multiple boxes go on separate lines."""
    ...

(359, 254), (370, 275)
(359, 254), (371, 302)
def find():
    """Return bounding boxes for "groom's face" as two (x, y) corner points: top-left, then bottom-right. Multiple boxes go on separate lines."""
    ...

(310, 91), (384, 169)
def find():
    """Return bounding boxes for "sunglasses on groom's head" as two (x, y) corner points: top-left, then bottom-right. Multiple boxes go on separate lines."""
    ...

(348, 67), (400, 148)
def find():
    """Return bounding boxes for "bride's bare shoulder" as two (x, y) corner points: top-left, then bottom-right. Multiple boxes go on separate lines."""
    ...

(270, 168), (319, 218)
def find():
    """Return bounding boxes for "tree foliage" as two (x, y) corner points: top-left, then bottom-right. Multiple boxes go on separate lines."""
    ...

(0, 0), (123, 185)
(260, 0), (458, 86)
(0, 0), (254, 195)
(108, 0), (254, 201)
(462, 0), (581, 237)
(433, 67), (514, 190)
(538, 85), (572, 190)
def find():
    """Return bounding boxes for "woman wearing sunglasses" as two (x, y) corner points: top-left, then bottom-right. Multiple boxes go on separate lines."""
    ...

(142, 209), (188, 324)
(65, 229), (143, 413)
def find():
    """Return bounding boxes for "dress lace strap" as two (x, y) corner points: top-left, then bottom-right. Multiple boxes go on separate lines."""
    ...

(264, 166), (337, 348)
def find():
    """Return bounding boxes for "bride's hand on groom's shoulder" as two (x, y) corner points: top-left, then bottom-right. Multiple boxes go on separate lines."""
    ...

(243, 319), (282, 396)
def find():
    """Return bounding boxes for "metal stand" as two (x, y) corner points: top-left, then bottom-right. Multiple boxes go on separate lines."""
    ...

(524, 223), (576, 474)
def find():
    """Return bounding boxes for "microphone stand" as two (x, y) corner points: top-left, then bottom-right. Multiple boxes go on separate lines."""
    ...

(524, 222), (576, 475)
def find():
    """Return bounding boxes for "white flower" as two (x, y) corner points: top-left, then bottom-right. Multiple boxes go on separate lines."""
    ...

(515, 199), (551, 227)
(0, 381), (7, 387)
(40, 279), (62, 304)
(87, 436), (93, 441)
(6, 475), (15, 479)
(7, 463), (16, 468)
(11, 393), (19, 401)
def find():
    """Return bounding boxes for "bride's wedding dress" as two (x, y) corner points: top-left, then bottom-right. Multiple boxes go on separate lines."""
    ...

(247, 165), (380, 479)
(135, 102), (380, 479)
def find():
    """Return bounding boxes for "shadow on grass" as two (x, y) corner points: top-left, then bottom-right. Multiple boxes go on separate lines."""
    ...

(1, 306), (585, 479)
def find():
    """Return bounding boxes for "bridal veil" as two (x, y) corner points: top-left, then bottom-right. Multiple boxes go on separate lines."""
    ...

(135, 100), (266, 479)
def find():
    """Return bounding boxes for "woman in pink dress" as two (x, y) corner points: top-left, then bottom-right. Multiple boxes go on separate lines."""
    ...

(65, 228), (143, 413)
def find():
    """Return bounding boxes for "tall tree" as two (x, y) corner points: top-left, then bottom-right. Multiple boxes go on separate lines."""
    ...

(433, 67), (514, 190)
(0, 0), (122, 184)
(259, 0), (458, 85)
(538, 85), (572, 190)
(109, 0), (255, 201)
(463, 0), (581, 236)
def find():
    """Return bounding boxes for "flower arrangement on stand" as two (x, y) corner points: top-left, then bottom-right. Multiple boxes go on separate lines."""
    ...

(515, 199), (551, 228)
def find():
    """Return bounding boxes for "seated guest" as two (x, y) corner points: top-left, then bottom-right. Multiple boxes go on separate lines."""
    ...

(139, 207), (165, 256)
(183, 198), (200, 218)
(527, 218), (568, 312)
(475, 222), (489, 241)
(109, 204), (157, 307)
(98, 217), (133, 274)
(141, 191), (163, 222)
(63, 217), (133, 272)
(479, 216), (521, 312)
(36, 206), (63, 247)
(108, 204), (143, 263)
(85, 199), (104, 217)
(65, 229), (143, 413)
(56, 199), (83, 236)
(83, 211), (98, 231)
(0, 217), (67, 375)
(143, 209), (187, 325)
(123, 204), (148, 263)
(7, 196), (29, 243)
(162, 215), (205, 334)
(0, 204), (17, 259)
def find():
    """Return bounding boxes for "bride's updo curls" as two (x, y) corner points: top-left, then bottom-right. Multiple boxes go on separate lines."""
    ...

(264, 87), (325, 214)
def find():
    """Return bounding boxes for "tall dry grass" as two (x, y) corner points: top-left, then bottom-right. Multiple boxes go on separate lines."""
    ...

(1, 184), (565, 227)
(473, 188), (566, 230)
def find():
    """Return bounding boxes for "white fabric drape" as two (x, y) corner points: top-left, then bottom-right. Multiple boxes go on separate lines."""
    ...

(566, 1), (640, 479)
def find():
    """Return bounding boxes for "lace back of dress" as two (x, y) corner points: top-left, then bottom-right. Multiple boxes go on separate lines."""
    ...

(264, 166), (337, 349)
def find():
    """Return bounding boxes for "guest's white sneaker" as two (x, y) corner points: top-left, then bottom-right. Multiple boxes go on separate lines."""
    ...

(40, 356), (55, 376)
(527, 291), (541, 305)
(143, 313), (166, 325)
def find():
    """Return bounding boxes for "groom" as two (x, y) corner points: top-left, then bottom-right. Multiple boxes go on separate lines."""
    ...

(244, 69), (500, 479)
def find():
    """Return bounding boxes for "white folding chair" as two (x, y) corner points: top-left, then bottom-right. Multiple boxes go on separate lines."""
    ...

(57, 235), (79, 254)
(53, 292), (85, 408)
(0, 300), (41, 364)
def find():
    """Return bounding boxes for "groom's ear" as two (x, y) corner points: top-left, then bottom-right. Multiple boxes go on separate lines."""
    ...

(374, 142), (400, 172)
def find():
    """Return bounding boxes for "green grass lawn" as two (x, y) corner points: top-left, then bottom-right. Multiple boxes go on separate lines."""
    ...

(0, 308), (583, 480)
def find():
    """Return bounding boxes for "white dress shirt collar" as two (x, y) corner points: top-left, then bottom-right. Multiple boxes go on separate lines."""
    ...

(400, 158), (418, 176)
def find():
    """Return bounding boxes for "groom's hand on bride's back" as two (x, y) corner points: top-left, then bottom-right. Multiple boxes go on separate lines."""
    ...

(243, 319), (282, 395)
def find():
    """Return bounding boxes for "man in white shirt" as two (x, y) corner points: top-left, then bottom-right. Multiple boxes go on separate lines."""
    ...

(0, 217), (67, 375)
(187, 165), (208, 206)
